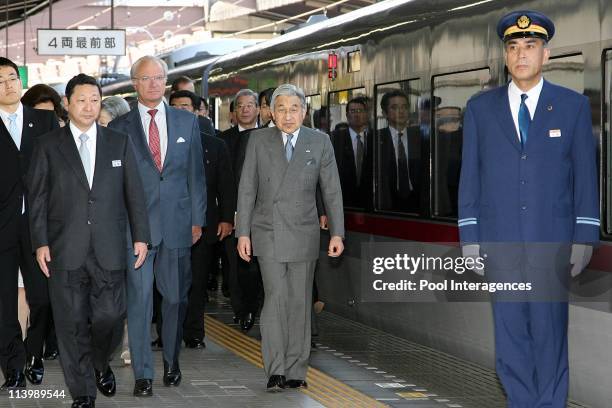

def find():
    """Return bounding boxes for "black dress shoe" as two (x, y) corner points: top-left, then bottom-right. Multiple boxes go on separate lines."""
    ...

(184, 338), (206, 349)
(43, 348), (59, 360)
(240, 312), (255, 332)
(94, 366), (116, 397)
(151, 337), (163, 349)
(266, 375), (286, 391)
(133, 378), (153, 396)
(71, 396), (95, 408)
(0, 370), (26, 392)
(25, 355), (44, 385)
(163, 361), (182, 386)
(286, 379), (308, 389)
(232, 315), (240, 324)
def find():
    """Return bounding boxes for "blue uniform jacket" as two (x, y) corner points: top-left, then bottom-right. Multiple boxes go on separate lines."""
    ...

(458, 80), (599, 245)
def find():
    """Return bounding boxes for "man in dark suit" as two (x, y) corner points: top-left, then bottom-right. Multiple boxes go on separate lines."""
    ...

(378, 90), (423, 213)
(219, 89), (262, 332)
(27, 74), (150, 408)
(0, 57), (59, 392)
(169, 91), (236, 348)
(331, 96), (372, 209)
(109, 56), (206, 397)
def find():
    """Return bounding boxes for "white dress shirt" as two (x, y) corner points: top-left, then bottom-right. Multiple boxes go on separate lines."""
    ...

(508, 77), (543, 140)
(70, 121), (97, 188)
(348, 127), (366, 161)
(282, 128), (300, 148)
(138, 101), (168, 165)
(389, 125), (413, 191)
(0, 102), (24, 149)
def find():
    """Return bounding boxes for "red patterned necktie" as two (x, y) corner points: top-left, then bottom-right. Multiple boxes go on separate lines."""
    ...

(148, 109), (162, 171)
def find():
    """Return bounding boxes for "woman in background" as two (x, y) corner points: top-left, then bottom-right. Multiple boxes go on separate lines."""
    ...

(21, 84), (66, 127)
(99, 95), (130, 127)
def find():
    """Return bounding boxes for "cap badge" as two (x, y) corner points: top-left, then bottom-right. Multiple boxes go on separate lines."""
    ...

(517, 15), (531, 29)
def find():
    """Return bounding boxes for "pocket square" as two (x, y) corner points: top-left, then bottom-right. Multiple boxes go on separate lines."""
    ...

(112, 160), (122, 167)
(306, 159), (315, 165)
(176, 137), (186, 143)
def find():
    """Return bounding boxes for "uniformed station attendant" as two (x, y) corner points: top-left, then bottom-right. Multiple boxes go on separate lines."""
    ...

(458, 10), (599, 408)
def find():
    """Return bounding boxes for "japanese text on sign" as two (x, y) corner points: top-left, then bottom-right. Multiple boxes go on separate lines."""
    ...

(37, 29), (125, 56)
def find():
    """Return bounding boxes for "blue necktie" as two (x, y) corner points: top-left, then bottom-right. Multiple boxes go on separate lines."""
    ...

(7, 113), (19, 148)
(285, 133), (294, 162)
(518, 93), (530, 147)
(79, 133), (92, 187)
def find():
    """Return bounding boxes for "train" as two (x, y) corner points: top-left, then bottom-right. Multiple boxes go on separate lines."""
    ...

(103, 0), (612, 405)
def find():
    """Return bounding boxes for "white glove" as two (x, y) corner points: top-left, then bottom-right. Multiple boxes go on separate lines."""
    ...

(570, 244), (593, 277)
(462, 244), (484, 276)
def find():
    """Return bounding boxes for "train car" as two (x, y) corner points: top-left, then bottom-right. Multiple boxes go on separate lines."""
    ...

(103, 0), (612, 405)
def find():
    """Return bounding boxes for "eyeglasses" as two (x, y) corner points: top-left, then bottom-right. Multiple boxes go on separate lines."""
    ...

(237, 103), (256, 110)
(132, 75), (166, 83)
(0, 77), (19, 88)
(275, 107), (301, 116)
(348, 108), (366, 114)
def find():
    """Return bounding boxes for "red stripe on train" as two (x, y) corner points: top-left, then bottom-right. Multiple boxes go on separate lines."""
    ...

(345, 212), (612, 271)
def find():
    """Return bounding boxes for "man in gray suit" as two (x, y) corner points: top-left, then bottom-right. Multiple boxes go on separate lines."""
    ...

(109, 56), (206, 397)
(236, 84), (344, 391)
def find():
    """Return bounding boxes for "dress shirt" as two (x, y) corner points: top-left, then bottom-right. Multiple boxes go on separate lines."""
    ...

(0, 103), (23, 149)
(282, 128), (300, 148)
(238, 124), (257, 132)
(508, 77), (543, 141)
(389, 125), (413, 191)
(138, 101), (168, 165)
(70, 121), (97, 188)
(348, 127), (365, 161)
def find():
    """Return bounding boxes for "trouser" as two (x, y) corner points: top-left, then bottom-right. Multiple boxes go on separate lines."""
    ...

(48, 249), (125, 399)
(0, 214), (51, 379)
(183, 238), (214, 340)
(126, 244), (191, 380)
(258, 258), (316, 380)
(226, 236), (262, 318)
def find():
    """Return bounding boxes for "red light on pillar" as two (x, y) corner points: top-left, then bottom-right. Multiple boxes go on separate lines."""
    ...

(328, 52), (337, 80)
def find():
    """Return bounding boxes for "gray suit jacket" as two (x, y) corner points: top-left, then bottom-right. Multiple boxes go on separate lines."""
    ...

(236, 126), (344, 262)
(109, 104), (206, 249)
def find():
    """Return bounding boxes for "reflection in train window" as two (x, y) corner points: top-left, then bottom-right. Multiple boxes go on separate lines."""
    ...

(604, 51), (612, 234)
(374, 79), (425, 215)
(305, 94), (323, 132)
(328, 88), (371, 209)
(544, 54), (584, 94)
(433, 68), (491, 218)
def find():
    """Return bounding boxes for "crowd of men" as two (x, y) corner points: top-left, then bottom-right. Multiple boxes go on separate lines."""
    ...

(0, 8), (600, 408)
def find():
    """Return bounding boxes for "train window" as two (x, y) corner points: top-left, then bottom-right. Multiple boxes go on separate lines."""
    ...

(544, 54), (584, 94)
(348, 50), (361, 73)
(604, 50), (612, 234)
(374, 79), (425, 215)
(328, 88), (371, 210)
(432, 68), (491, 219)
(305, 94), (323, 131)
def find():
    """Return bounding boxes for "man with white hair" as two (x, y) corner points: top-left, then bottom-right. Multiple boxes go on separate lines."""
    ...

(236, 84), (344, 390)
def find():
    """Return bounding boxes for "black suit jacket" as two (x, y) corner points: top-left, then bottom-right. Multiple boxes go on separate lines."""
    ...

(378, 126), (424, 213)
(219, 125), (256, 185)
(0, 106), (58, 251)
(198, 115), (216, 139)
(200, 133), (236, 244)
(27, 125), (150, 271)
(331, 126), (373, 209)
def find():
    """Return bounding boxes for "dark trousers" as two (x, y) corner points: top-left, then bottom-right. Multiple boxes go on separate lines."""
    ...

(48, 250), (125, 399)
(225, 236), (262, 318)
(0, 214), (51, 378)
(183, 238), (215, 341)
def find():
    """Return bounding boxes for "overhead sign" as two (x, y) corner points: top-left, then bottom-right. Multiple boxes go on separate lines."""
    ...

(37, 29), (126, 56)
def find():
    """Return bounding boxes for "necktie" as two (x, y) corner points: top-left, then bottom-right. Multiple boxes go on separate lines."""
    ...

(148, 109), (162, 171)
(8, 113), (19, 148)
(518, 93), (530, 147)
(285, 133), (294, 162)
(79, 133), (92, 187)
(396, 132), (412, 196)
(355, 133), (364, 185)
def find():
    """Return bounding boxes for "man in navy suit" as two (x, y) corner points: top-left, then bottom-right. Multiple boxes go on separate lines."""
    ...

(109, 56), (206, 397)
(458, 11), (598, 407)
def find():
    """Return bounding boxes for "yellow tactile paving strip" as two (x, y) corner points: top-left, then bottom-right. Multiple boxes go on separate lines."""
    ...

(206, 315), (388, 408)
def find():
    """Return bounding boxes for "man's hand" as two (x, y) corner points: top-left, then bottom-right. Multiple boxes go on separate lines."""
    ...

(192, 225), (202, 244)
(462, 244), (484, 276)
(319, 215), (328, 230)
(217, 222), (233, 241)
(570, 244), (593, 278)
(36, 246), (51, 277)
(133, 242), (148, 269)
(237, 236), (252, 262)
(328, 236), (344, 257)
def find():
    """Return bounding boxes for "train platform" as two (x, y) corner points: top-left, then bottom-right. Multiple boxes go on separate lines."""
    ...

(0, 292), (591, 408)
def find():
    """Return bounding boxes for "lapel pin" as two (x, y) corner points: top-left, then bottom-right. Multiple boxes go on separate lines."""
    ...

(28, 123), (33, 127)
(547, 105), (553, 111)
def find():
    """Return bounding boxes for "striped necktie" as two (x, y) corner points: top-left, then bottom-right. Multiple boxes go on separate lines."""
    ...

(285, 133), (294, 162)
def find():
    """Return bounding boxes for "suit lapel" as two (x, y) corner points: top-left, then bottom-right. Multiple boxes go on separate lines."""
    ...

(20, 106), (36, 158)
(58, 126), (90, 191)
(91, 125), (109, 192)
(494, 84), (522, 152)
(127, 108), (159, 172)
(0, 116), (17, 152)
(164, 103), (175, 172)
(526, 80), (555, 149)
(265, 127), (289, 174)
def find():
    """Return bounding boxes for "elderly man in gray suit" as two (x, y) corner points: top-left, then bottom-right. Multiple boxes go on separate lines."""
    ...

(237, 84), (344, 391)
(109, 55), (206, 397)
